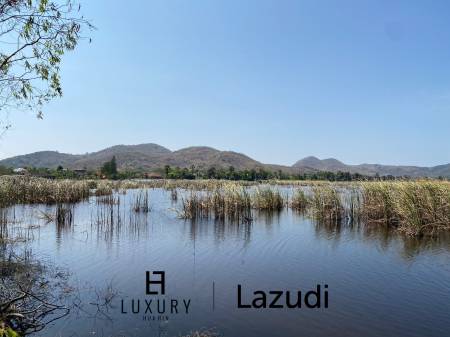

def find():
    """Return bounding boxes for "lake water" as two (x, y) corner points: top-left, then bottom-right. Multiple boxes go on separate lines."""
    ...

(6, 188), (450, 337)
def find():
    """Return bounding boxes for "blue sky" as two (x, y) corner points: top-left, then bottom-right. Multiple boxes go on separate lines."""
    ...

(1, 0), (449, 166)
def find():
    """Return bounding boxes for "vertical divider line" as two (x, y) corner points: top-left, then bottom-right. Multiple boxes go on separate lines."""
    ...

(213, 281), (215, 311)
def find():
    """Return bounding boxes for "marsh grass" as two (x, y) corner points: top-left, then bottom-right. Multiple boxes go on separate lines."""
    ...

(179, 185), (252, 222)
(133, 190), (149, 213)
(94, 200), (122, 230)
(252, 187), (285, 211)
(1, 177), (448, 236)
(97, 195), (120, 206)
(55, 204), (74, 228)
(0, 176), (90, 206)
(0, 209), (8, 240)
(361, 181), (450, 236)
(310, 185), (344, 223)
(171, 188), (178, 201)
(290, 188), (309, 211)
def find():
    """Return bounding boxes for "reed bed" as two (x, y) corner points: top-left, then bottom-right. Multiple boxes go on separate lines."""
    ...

(1, 176), (448, 236)
(310, 185), (344, 223)
(177, 181), (450, 235)
(179, 185), (252, 222)
(252, 187), (285, 211)
(290, 189), (309, 211)
(361, 181), (450, 236)
(0, 176), (90, 206)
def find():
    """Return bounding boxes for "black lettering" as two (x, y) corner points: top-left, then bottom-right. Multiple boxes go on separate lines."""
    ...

(305, 285), (321, 309)
(286, 291), (302, 309)
(252, 291), (267, 308)
(145, 299), (152, 314)
(132, 299), (140, 314)
(237, 285), (251, 308)
(183, 299), (191, 314)
(269, 291), (284, 308)
(171, 299), (178, 314)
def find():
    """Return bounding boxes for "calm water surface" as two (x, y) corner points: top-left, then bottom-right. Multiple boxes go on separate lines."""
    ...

(8, 188), (450, 337)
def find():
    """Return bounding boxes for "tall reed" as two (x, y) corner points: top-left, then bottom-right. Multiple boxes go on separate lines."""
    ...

(0, 176), (90, 206)
(133, 190), (150, 213)
(361, 181), (450, 235)
(290, 189), (309, 211)
(252, 188), (285, 211)
(310, 185), (344, 223)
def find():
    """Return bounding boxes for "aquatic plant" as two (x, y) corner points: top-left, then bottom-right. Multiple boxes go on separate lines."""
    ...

(361, 181), (450, 235)
(252, 187), (285, 211)
(132, 190), (150, 213)
(290, 188), (310, 211)
(310, 185), (344, 223)
(55, 204), (74, 228)
(171, 188), (178, 201)
(97, 195), (120, 205)
(0, 176), (90, 206)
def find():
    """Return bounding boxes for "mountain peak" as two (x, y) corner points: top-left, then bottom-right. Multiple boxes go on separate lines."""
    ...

(0, 145), (449, 177)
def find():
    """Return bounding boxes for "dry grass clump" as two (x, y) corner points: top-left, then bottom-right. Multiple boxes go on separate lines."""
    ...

(211, 186), (252, 222)
(163, 179), (257, 192)
(290, 189), (309, 211)
(252, 187), (285, 211)
(361, 181), (450, 235)
(361, 182), (396, 224)
(179, 185), (252, 222)
(0, 176), (90, 206)
(310, 185), (344, 223)
(179, 192), (211, 219)
(93, 181), (114, 197)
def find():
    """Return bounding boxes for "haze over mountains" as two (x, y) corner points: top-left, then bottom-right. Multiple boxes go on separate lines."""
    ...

(0, 143), (449, 177)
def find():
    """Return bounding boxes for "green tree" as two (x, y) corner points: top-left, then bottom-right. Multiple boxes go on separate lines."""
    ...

(164, 165), (171, 177)
(101, 156), (118, 178)
(0, 0), (93, 130)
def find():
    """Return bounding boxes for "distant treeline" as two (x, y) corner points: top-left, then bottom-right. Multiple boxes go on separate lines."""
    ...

(1, 160), (448, 182)
(163, 165), (410, 181)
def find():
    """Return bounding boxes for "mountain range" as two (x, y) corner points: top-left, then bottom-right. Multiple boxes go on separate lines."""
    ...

(0, 143), (449, 177)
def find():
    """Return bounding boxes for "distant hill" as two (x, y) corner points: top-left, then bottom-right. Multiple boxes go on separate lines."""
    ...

(70, 143), (172, 170)
(0, 151), (82, 169)
(0, 144), (449, 177)
(0, 143), (271, 172)
(293, 156), (450, 178)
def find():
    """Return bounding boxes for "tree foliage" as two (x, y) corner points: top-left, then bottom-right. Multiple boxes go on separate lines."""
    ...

(0, 0), (93, 129)
(101, 156), (118, 178)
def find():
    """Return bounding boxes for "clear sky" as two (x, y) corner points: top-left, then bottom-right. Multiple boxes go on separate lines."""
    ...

(1, 0), (449, 166)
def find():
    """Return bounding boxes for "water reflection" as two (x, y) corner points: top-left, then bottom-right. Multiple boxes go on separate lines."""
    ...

(1, 188), (449, 337)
